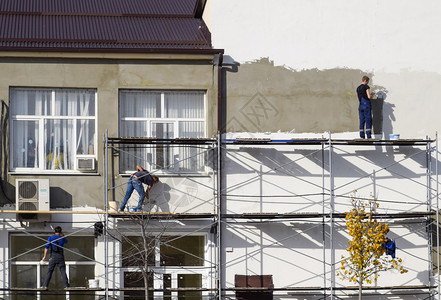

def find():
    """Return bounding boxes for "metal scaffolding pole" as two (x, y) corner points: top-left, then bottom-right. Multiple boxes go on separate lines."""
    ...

(329, 134), (335, 300)
(217, 132), (222, 299)
(436, 132), (440, 300)
(104, 131), (109, 300)
(322, 140), (327, 299)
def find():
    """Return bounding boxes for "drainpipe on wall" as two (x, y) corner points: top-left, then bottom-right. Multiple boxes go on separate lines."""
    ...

(216, 51), (224, 300)
(217, 52), (224, 133)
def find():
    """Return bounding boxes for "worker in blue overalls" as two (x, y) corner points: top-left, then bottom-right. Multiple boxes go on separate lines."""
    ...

(40, 226), (70, 289)
(356, 75), (372, 139)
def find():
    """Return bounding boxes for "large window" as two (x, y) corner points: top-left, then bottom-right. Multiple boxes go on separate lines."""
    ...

(10, 88), (96, 172)
(121, 235), (206, 299)
(119, 90), (206, 173)
(10, 234), (95, 300)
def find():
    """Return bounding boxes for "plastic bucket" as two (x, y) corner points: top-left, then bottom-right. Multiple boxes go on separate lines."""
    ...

(389, 134), (400, 140)
(108, 201), (118, 211)
(88, 279), (99, 288)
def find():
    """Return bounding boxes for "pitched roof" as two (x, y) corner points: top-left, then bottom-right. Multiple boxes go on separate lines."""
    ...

(0, 0), (214, 52)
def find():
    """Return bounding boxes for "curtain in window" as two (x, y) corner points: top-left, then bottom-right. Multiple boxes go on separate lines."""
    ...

(11, 88), (95, 170)
(119, 90), (205, 172)
(120, 90), (158, 118)
(45, 119), (73, 170)
(12, 120), (39, 168)
(11, 89), (49, 168)
(11, 89), (51, 116)
(178, 121), (205, 171)
(43, 90), (94, 170)
(165, 91), (205, 172)
(76, 120), (95, 155)
(119, 91), (159, 173)
(120, 121), (149, 172)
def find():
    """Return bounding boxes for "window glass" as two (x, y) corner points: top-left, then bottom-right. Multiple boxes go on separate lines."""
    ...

(160, 236), (204, 266)
(10, 88), (96, 171)
(69, 265), (95, 291)
(119, 90), (206, 173)
(45, 119), (73, 170)
(55, 89), (95, 117)
(120, 90), (160, 118)
(123, 271), (154, 299)
(163, 273), (172, 299)
(76, 120), (95, 155)
(164, 91), (204, 118)
(11, 235), (94, 262)
(63, 236), (95, 261)
(11, 235), (95, 298)
(12, 120), (39, 168)
(178, 274), (202, 300)
(11, 265), (36, 288)
(11, 235), (45, 261)
(11, 88), (51, 116)
(122, 236), (155, 267)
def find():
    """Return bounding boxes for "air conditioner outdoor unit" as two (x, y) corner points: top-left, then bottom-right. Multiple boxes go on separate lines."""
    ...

(77, 157), (96, 171)
(16, 179), (50, 222)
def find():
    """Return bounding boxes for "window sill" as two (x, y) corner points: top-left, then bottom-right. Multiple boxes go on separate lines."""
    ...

(9, 171), (100, 176)
(119, 172), (213, 178)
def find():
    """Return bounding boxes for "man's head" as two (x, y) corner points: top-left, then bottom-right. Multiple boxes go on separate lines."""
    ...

(152, 176), (160, 184)
(54, 226), (62, 234)
(362, 75), (370, 84)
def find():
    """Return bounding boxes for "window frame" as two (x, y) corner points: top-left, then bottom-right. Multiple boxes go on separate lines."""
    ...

(120, 233), (210, 299)
(9, 87), (98, 174)
(9, 233), (96, 298)
(118, 89), (208, 175)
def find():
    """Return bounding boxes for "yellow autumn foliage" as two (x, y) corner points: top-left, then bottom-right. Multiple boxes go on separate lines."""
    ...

(336, 194), (408, 286)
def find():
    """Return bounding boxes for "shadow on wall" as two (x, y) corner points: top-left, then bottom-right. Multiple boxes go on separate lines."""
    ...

(0, 180), (15, 206)
(222, 57), (392, 135)
(50, 187), (73, 209)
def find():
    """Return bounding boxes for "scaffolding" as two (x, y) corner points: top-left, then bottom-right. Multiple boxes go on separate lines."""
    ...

(0, 133), (439, 299)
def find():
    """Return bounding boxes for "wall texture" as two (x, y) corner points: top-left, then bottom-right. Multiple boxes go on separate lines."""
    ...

(207, 0), (441, 138)
(0, 54), (218, 208)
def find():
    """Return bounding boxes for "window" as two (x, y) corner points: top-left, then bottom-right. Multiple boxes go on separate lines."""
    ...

(10, 234), (95, 300)
(160, 236), (204, 266)
(119, 90), (206, 173)
(10, 88), (96, 172)
(121, 235), (206, 299)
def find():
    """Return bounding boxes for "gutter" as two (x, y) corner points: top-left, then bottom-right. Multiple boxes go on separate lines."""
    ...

(0, 46), (225, 55)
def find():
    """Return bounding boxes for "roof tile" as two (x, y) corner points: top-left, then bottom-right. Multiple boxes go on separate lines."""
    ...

(0, 0), (213, 51)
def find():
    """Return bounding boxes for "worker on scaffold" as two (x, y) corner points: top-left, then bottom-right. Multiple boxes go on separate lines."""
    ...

(40, 226), (69, 290)
(356, 75), (373, 139)
(119, 165), (159, 212)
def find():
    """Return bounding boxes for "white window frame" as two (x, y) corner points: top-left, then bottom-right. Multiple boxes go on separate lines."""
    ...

(119, 232), (212, 299)
(119, 90), (207, 175)
(9, 234), (96, 300)
(10, 88), (97, 174)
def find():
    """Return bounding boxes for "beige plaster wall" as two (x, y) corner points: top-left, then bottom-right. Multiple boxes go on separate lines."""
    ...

(225, 58), (378, 134)
(224, 58), (440, 139)
(0, 55), (218, 208)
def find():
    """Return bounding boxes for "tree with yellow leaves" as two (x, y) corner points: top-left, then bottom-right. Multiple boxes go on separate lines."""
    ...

(337, 195), (407, 300)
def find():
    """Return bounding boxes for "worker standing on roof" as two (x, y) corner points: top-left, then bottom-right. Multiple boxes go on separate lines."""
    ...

(40, 226), (69, 290)
(119, 165), (159, 212)
(356, 75), (373, 139)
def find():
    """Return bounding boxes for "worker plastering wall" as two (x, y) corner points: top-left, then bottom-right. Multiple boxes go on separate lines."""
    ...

(206, 0), (441, 138)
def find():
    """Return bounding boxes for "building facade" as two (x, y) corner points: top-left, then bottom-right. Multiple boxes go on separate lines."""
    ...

(0, 0), (440, 299)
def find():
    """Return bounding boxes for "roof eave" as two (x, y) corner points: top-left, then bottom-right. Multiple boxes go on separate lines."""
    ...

(0, 46), (224, 55)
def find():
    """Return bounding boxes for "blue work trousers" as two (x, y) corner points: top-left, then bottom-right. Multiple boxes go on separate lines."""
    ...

(42, 252), (69, 288)
(358, 99), (372, 139)
(120, 177), (146, 211)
